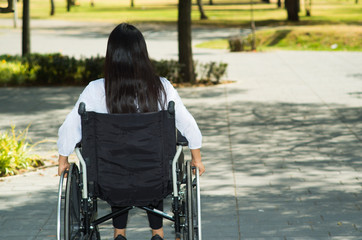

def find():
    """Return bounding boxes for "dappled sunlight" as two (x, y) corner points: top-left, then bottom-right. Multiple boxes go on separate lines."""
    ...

(178, 80), (362, 238)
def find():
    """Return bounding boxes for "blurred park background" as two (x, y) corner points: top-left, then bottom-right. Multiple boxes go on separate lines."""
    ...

(1, 1), (362, 239)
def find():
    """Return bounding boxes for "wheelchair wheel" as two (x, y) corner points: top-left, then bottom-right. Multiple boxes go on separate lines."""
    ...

(65, 163), (83, 240)
(183, 161), (201, 240)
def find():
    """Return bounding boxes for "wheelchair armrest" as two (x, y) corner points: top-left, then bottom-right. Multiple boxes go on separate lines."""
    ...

(177, 130), (188, 146)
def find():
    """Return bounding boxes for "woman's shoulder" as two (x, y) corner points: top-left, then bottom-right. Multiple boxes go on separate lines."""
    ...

(84, 78), (104, 93)
(159, 77), (174, 90)
(88, 78), (105, 88)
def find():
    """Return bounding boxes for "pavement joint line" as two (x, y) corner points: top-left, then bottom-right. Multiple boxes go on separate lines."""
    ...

(223, 84), (241, 240)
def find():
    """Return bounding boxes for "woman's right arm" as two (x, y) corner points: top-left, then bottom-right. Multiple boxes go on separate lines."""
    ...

(162, 79), (205, 175)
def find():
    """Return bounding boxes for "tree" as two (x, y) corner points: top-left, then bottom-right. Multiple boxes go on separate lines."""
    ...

(196, 0), (208, 19)
(305, 0), (311, 16)
(67, 0), (76, 12)
(285, 0), (299, 21)
(262, 0), (270, 3)
(131, 0), (134, 8)
(178, 0), (195, 83)
(209, 0), (213, 5)
(50, 0), (55, 15)
(277, 0), (282, 8)
(22, 0), (30, 56)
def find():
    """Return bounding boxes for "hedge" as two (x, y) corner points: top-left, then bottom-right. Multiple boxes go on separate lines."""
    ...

(0, 53), (227, 86)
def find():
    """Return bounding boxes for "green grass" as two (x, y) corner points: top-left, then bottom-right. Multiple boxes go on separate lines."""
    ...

(0, 0), (361, 51)
(0, 126), (44, 177)
(196, 39), (230, 49)
(196, 25), (362, 51)
(0, 0), (361, 26)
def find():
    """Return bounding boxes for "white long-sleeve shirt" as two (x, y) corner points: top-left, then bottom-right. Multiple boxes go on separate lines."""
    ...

(57, 78), (202, 156)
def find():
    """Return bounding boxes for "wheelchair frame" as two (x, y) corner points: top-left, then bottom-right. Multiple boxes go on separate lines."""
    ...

(57, 104), (202, 240)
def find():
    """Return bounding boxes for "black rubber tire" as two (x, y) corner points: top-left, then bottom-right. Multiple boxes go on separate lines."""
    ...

(65, 163), (82, 240)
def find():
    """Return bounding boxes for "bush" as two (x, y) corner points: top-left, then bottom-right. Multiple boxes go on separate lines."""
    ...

(228, 36), (246, 52)
(0, 54), (228, 86)
(0, 126), (44, 177)
(81, 56), (105, 84)
(0, 60), (29, 85)
(154, 59), (228, 84)
(151, 59), (183, 83)
(197, 61), (228, 84)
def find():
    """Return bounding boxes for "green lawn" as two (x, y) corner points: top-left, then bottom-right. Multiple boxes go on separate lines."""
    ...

(196, 25), (362, 51)
(0, 0), (361, 26)
(0, 0), (361, 51)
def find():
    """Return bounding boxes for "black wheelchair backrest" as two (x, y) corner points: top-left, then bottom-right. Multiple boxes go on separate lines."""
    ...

(78, 101), (176, 207)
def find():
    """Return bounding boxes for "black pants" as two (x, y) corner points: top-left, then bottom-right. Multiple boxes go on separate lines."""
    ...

(111, 200), (163, 230)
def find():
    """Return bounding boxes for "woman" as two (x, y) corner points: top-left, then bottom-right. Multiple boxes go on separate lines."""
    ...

(57, 23), (205, 240)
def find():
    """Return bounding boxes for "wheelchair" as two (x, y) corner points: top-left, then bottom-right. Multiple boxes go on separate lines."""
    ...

(57, 101), (202, 240)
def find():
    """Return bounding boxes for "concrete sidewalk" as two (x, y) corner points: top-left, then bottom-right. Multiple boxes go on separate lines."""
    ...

(1, 19), (362, 239)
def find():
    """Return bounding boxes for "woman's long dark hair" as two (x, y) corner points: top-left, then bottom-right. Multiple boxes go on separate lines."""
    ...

(104, 23), (166, 114)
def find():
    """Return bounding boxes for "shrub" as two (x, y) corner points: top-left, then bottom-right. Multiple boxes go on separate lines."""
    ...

(152, 59), (183, 83)
(0, 60), (28, 85)
(228, 36), (246, 52)
(81, 56), (105, 84)
(196, 61), (228, 84)
(0, 126), (44, 177)
(0, 54), (228, 86)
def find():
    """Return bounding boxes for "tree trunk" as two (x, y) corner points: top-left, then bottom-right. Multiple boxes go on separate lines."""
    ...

(277, 0), (282, 8)
(197, 0), (208, 20)
(67, 0), (71, 11)
(131, 0), (134, 7)
(209, 0), (213, 5)
(305, 0), (311, 16)
(178, 0), (195, 83)
(50, 0), (55, 15)
(297, 0), (300, 12)
(262, 0), (270, 3)
(22, 0), (30, 56)
(285, 0), (299, 21)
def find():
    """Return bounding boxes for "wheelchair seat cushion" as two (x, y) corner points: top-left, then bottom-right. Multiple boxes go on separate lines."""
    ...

(80, 110), (176, 207)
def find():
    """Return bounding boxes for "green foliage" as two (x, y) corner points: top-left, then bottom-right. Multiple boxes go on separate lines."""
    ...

(0, 54), (228, 86)
(0, 53), (103, 86)
(25, 54), (80, 85)
(0, 60), (29, 85)
(151, 59), (182, 83)
(0, 126), (44, 177)
(81, 56), (105, 83)
(197, 61), (228, 84)
(152, 59), (228, 84)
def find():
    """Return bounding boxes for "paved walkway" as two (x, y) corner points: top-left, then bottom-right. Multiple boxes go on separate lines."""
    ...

(1, 19), (362, 239)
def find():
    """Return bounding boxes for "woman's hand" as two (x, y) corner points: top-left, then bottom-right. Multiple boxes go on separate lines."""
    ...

(58, 155), (70, 176)
(190, 149), (205, 176)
